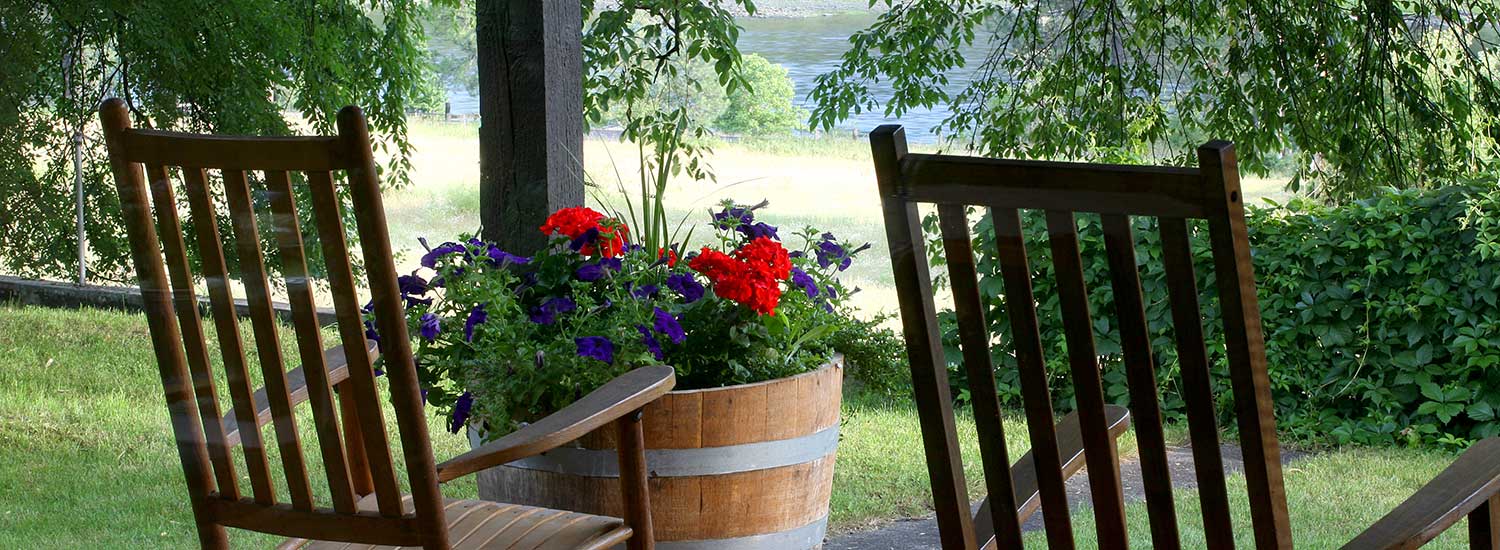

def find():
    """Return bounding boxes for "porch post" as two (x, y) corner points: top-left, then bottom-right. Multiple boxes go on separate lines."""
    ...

(475, 0), (585, 255)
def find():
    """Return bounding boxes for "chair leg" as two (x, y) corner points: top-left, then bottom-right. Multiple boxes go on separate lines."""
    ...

(195, 517), (229, 550)
(1472, 495), (1500, 550)
(615, 409), (654, 550)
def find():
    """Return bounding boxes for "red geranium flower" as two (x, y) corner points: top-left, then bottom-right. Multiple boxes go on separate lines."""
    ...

(539, 206), (629, 257)
(734, 237), (792, 280)
(689, 246), (785, 315)
(658, 247), (679, 267)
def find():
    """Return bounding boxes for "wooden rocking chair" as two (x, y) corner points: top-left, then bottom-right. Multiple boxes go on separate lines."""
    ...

(870, 124), (1500, 549)
(101, 98), (674, 549)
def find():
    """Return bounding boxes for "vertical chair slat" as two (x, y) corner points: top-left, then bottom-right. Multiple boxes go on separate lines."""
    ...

(338, 108), (447, 546)
(1043, 210), (1129, 548)
(1159, 217), (1235, 548)
(991, 208), (1074, 550)
(1472, 495), (1500, 550)
(1100, 214), (1180, 549)
(145, 163), (239, 501)
(937, 204), (1025, 549)
(99, 101), (227, 547)
(305, 169), (404, 515)
(265, 170), (358, 514)
(181, 166), (277, 505)
(1199, 142), (1293, 550)
(339, 383), (377, 497)
(871, 126), (978, 550)
(222, 168), (316, 512)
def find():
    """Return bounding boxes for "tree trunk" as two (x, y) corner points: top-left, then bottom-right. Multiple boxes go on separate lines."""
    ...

(475, 0), (584, 255)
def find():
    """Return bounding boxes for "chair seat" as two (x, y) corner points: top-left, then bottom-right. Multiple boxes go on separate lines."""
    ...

(283, 494), (631, 550)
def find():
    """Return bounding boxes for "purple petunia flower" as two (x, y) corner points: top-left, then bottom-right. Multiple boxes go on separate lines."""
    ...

(637, 325), (663, 360)
(652, 307), (686, 344)
(569, 227), (600, 252)
(363, 318), (381, 347)
(791, 268), (819, 299)
(665, 273), (705, 303)
(418, 313), (440, 341)
(632, 284), (659, 300)
(464, 303), (488, 342)
(575, 336), (614, 365)
(600, 257), (623, 271)
(420, 241), (466, 268)
(361, 301), (383, 350)
(826, 285), (839, 300)
(397, 274), (430, 305)
(739, 222), (780, 241)
(447, 391), (473, 433)
(529, 296), (577, 325)
(712, 205), (754, 230)
(576, 262), (606, 282)
(816, 239), (851, 271)
(486, 245), (530, 266)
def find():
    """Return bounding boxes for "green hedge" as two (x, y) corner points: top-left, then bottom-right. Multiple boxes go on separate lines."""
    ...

(933, 184), (1500, 448)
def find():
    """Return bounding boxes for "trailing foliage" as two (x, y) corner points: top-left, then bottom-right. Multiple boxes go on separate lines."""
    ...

(1, 1), (438, 281)
(810, 0), (1500, 202)
(931, 184), (1500, 448)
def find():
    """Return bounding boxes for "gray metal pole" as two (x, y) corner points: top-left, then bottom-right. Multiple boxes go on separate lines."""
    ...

(74, 130), (86, 285)
(63, 47), (87, 285)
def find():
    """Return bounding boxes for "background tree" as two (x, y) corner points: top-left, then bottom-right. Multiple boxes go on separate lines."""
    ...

(809, 0), (1500, 202)
(0, 0), (437, 281)
(717, 53), (808, 135)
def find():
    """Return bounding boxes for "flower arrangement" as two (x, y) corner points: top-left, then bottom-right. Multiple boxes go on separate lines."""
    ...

(381, 201), (870, 436)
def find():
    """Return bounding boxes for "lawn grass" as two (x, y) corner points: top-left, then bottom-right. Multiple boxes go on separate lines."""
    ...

(0, 304), (1473, 548)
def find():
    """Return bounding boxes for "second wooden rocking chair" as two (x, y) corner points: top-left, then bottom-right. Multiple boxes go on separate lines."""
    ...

(871, 124), (1500, 549)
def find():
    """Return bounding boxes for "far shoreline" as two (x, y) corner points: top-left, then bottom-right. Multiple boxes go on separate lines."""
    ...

(596, 1), (878, 19)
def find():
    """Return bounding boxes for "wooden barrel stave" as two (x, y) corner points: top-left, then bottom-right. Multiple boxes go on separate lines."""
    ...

(473, 360), (843, 548)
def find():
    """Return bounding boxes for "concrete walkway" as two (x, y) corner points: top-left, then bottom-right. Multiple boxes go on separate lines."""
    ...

(825, 443), (1307, 549)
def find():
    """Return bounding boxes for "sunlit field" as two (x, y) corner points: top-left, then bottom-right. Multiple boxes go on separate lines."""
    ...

(382, 118), (1292, 320)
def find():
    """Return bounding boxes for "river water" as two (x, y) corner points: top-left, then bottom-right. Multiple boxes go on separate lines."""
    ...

(444, 13), (991, 143)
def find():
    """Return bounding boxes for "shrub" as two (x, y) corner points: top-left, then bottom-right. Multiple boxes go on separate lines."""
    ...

(828, 313), (909, 397)
(602, 60), (728, 132)
(933, 183), (1500, 448)
(715, 54), (807, 135)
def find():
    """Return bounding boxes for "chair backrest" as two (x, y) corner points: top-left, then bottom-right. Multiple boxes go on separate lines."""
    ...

(871, 125), (1293, 550)
(100, 99), (449, 549)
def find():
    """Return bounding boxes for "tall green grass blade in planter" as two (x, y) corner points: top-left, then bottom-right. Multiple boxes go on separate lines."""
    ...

(383, 204), (869, 549)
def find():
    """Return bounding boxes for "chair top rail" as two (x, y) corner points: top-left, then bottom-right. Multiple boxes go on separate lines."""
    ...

(881, 150), (1210, 218)
(121, 128), (349, 171)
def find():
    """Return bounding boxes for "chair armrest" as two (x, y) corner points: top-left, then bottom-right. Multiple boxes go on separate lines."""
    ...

(972, 405), (1131, 546)
(1343, 437), (1500, 549)
(222, 340), (378, 447)
(434, 366), (676, 483)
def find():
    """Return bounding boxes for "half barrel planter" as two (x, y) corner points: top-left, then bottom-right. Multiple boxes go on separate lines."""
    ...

(471, 358), (843, 549)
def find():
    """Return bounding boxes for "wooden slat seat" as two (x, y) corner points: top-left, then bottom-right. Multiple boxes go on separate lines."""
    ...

(283, 496), (631, 550)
